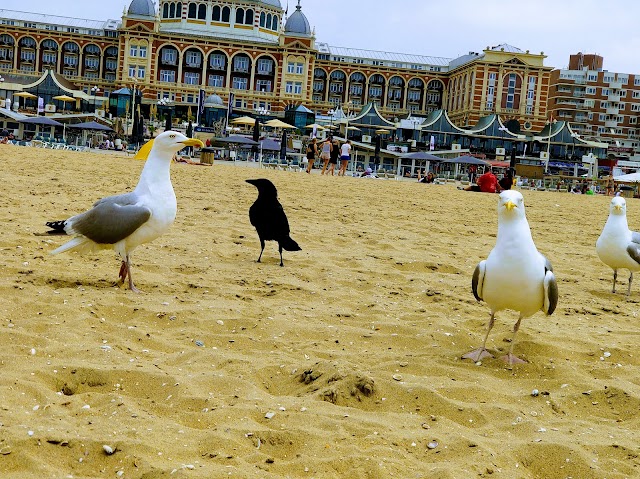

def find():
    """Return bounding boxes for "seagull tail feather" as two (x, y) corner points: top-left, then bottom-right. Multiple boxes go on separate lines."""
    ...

(50, 237), (97, 255)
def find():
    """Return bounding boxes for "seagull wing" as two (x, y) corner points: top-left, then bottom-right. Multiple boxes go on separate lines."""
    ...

(68, 193), (151, 245)
(631, 231), (640, 245)
(541, 254), (558, 315)
(626, 242), (640, 266)
(472, 260), (486, 301)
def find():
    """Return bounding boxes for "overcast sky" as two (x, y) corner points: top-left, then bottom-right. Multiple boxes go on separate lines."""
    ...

(5, 0), (640, 74)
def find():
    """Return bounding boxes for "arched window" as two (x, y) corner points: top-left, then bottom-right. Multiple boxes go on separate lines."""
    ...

(259, 12), (265, 27)
(188, 3), (197, 18)
(176, 2), (182, 17)
(235, 8), (244, 24)
(221, 6), (230, 22)
(162, 3), (169, 18)
(245, 9), (253, 25)
(198, 4), (206, 19)
(169, 3), (175, 18)
(271, 15), (279, 30)
(0, 34), (14, 45)
(212, 5), (221, 21)
(350, 72), (365, 82)
(313, 68), (326, 78)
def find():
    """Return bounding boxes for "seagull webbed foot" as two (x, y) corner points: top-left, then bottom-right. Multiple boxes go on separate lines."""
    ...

(462, 348), (493, 362)
(500, 353), (527, 365)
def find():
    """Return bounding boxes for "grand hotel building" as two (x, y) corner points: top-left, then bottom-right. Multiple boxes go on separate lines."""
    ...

(0, 0), (553, 135)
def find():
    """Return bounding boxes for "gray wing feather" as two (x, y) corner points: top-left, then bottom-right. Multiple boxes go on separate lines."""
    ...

(544, 271), (558, 315)
(70, 201), (151, 244)
(93, 192), (139, 208)
(627, 243), (640, 266)
(472, 261), (485, 301)
(541, 254), (553, 273)
(631, 231), (640, 245)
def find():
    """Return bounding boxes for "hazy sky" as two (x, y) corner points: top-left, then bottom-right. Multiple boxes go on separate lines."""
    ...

(4, 0), (640, 74)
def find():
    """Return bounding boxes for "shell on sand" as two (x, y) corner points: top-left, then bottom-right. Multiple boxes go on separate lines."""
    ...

(0, 144), (638, 478)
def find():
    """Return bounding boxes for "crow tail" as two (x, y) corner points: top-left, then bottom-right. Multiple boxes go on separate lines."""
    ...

(44, 220), (67, 235)
(280, 236), (301, 252)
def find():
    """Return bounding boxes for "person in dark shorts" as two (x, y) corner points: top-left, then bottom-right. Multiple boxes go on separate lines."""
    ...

(326, 138), (340, 176)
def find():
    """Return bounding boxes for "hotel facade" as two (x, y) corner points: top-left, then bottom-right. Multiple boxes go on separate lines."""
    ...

(0, 0), (553, 136)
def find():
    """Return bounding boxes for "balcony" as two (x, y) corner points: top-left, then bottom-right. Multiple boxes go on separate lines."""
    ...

(185, 62), (201, 69)
(606, 107), (619, 115)
(161, 59), (177, 66)
(609, 80), (623, 89)
(608, 93), (621, 102)
(605, 120), (619, 128)
(256, 69), (273, 75)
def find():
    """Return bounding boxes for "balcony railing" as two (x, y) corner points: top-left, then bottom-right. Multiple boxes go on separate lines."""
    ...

(609, 81), (623, 89)
(605, 120), (619, 128)
(606, 107), (619, 115)
(608, 94), (621, 102)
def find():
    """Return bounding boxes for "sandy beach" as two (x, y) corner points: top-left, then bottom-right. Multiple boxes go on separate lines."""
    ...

(0, 144), (639, 479)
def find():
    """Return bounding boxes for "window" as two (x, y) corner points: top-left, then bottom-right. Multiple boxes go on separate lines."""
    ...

(105, 59), (117, 71)
(128, 65), (136, 77)
(161, 49), (177, 64)
(287, 62), (295, 74)
(586, 87), (596, 95)
(198, 4), (206, 20)
(313, 81), (324, 92)
(209, 53), (226, 69)
(63, 55), (77, 66)
(208, 74), (224, 87)
(185, 50), (202, 67)
(350, 84), (363, 95)
(233, 56), (249, 72)
(139, 46), (147, 58)
(603, 74), (615, 83)
(260, 12), (266, 27)
(588, 73), (598, 82)
(212, 5), (221, 21)
(369, 86), (382, 98)
(295, 62), (304, 74)
(188, 3), (197, 18)
(285, 81), (294, 93)
(599, 113), (606, 121)
(602, 89), (610, 96)
(184, 72), (200, 85)
(137, 66), (146, 79)
(221, 6), (230, 22)
(635, 78), (640, 86)
(257, 58), (273, 74)
(256, 79), (271, 92)
(245, 9), (254, 25)
(42, 52), (56, 64)
(160, 70), (176, 82)
(407, 91), (421, 101)
(633, 91), (640, 99)
(85, 58), (99, 69)
(329, 83), (343, 93)
(130, 45), (138, 57)
(235, 8), (244, 24)
(232, 77), (248, 89)
(293, 81), (302, 94)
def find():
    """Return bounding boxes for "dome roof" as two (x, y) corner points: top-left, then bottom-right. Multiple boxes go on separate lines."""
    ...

(128, 0), (156, 17)
(284, 2), (310, 35)
(204, 94), (224, 107)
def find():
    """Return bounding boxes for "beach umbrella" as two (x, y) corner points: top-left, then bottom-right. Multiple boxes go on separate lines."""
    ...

(211, 135), (258, 146)
(231, 116), (256, 126)
(265, 119), (296, 129)
(13, 92), (37, 99)
(375, 128), (392, 135)
(305, 123), (325, 130)
(441, 155), (490, 166)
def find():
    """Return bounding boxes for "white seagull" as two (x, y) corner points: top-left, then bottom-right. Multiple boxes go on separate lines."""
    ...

(45, 131), (203, 292)
(464, 190), (558, 364)
(596, 194), (640, 296)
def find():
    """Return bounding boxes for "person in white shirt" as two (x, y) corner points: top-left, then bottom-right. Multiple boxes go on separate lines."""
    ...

(338, 140), (351, 176)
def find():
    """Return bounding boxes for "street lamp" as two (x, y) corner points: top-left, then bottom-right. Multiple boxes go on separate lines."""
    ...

(328, 108), (335, 129)
(343, 101), (353, 139)
(90, 86), (100, 112)
(157, 97), (173, 132)
(254, 105), (269, 123)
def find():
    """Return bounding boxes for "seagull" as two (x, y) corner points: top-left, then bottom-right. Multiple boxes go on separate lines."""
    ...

(45, 131), (203, 292)
(246, 178), (301, 266)
(596, 194), (640, 295)
(464, 190), (558, 364)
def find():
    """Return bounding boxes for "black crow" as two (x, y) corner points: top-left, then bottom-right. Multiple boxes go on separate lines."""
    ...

(246, 178), (301, 266)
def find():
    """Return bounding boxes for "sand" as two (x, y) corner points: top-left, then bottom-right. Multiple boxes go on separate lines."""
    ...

(0, 144), (638, 479)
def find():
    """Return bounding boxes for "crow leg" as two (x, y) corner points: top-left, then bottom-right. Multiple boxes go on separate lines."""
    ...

(257, 239), (265, 263)
(279, 244), (284, 267)
(627, 271), (633, 297)
(613, 269), (617, 293)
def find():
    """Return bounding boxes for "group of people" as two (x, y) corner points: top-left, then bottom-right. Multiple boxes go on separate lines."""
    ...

(305, 137), (352, 176)
(462, 168), (514, 193)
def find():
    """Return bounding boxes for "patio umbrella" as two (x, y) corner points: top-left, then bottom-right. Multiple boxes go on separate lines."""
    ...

(68, 121), (114, 132)
(375, 128), (392, 134)
(265, 119), (296, 129)
(53, 94), (75, 114)
(259, 137), (283, 151)
(441, 155), (490, 166)
(20, 116), (63, 127)
(211, 135), (258, 146)
(401, 151), (442, 161)
(305, 123), (325, 130)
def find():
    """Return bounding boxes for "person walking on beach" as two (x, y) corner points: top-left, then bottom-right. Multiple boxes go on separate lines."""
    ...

(319, 137), (332, 175)
(305, 138), (317, 174)
(327, 138), (340, 176)
(338, 140), (351, 176)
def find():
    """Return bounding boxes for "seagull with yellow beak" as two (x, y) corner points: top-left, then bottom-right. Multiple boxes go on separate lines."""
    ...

(45, 131), (203, 292)
(464, 190), (558, 364)
(596, 194), (640, 296)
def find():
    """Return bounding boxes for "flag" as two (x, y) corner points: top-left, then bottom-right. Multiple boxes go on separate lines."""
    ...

(312, 124), (317, 138)
(198, 89), (205, 117)
(227, 92), (235, 118)
(429, 135), (435, 151)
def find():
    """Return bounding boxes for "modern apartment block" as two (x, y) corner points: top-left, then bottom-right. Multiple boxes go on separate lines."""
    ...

(0, 0), (551, 134)
(548, 53), (640, 157)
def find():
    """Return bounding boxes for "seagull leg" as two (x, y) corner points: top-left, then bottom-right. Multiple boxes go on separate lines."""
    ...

(257, 239), (265, 263)
(462, 312), (496, 362)
(279, 244), (284, 267)
(501, 315), (527, 364)
(613, 269), (618, 293)
(627, 272), (633, 297)
(125, 255), (142, 293)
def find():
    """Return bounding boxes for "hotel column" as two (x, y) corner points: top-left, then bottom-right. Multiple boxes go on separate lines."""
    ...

(177, 51), (184, 89)
(403, 81), (409, 112)
(201, 52), (207, 91)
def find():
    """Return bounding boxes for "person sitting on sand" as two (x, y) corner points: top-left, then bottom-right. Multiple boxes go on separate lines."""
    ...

(463, 169), (498, 193)
(417, 170), (435, 183)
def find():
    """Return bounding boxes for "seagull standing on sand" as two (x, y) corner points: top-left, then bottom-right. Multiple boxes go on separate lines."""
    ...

(45, 131), (203, 292)
(596, 194), (640, 296)
(464, 190), (558, 364)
